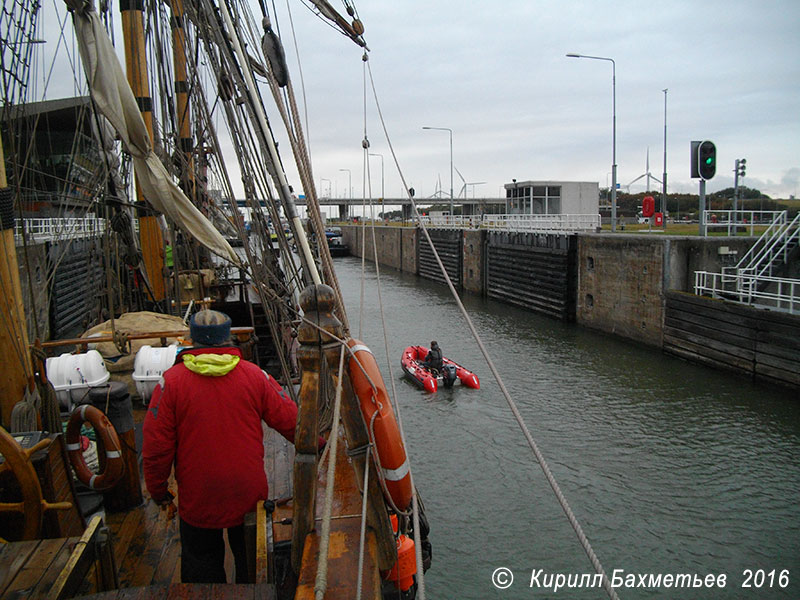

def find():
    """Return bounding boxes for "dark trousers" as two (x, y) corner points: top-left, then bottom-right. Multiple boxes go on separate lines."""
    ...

(179, 518), (248, 583)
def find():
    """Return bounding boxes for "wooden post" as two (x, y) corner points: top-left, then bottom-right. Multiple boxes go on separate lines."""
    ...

(291, 284), (339, 571)
(120, 0), (165, 301)
(0, 137), (33, 428)
(290, 283), (397, 573)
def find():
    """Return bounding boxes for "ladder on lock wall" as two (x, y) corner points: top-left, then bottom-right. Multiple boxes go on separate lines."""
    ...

(695, 211), (800, 314)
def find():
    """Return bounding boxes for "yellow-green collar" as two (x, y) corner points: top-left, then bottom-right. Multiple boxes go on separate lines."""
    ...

(182, 352), (240, 376)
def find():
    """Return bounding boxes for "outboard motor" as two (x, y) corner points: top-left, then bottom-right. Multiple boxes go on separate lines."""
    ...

(442, 363), (457, 388)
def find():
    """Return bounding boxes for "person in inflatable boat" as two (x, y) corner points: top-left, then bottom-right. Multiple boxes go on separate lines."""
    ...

(422, 340), (443, 373)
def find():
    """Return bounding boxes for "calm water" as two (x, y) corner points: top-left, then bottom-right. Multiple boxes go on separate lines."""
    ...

(333, 256), (800, 599)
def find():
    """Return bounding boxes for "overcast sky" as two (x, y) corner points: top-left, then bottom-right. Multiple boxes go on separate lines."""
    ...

(42, 0), (800, 202)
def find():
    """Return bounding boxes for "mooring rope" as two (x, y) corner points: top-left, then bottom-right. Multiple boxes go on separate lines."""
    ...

(363, 56), (620, 600)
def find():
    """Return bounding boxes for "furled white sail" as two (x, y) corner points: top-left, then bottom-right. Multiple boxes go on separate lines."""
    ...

(66, 0), (241, 266)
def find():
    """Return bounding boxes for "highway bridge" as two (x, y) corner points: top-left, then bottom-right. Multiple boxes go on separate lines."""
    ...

(293, 196), (508, 219)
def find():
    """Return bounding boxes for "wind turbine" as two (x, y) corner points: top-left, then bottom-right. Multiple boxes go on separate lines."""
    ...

(428, 174), (447, 199)
(625, 147), (662, 193)
(454, 165), (486, 198)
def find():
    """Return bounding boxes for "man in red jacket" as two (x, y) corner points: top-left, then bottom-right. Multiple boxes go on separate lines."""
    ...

(143, 309), (298, 583)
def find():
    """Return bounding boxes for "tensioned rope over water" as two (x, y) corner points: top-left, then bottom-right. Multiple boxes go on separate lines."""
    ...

(357, 52), (427, 600)
(363, 58), (621, 600)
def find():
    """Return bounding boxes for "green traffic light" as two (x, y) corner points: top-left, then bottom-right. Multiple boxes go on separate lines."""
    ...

(706, 157), (714, 165)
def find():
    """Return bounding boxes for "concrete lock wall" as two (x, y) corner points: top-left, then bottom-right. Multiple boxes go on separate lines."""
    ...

(344, 225), (404, 270)
(576, 234), (755, 347)
(462, 230), (483, 294)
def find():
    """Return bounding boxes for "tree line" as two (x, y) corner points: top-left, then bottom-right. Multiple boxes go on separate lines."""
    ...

(600, 186), (797, 219)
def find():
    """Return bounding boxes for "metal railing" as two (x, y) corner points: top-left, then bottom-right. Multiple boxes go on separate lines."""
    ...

(697, 210), (799, 313)
(417, 213), (600, 233)
(417, 215), (483, 228)
(702, 209), (785, 236)
(695, 270), (800, 314)
(481, 213), (600, 232)
(14, 217), (107, 244)
(736, 212), (799, 279)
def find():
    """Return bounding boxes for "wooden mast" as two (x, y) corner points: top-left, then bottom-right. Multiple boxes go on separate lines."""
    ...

(169, 0), (195, 198)
(0, 138), (33, 427)
(120, 0), (165, 302)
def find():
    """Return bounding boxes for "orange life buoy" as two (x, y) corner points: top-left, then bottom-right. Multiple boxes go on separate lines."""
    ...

(66, 404), (124, 491)
(347, 339), (413, 512)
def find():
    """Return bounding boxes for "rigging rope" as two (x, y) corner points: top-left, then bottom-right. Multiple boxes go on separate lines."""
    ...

(362, 57), (620, 600)
(356, 52), (426, 599)
(355, 443), (371, 600)
(313, 343), (346, 600)
(258, 26), (350, 333)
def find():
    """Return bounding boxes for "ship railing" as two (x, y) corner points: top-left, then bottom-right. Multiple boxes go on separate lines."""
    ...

(417, 213), (601, 232)
(694, 269), (800, 314)
(14, 217), (107, 244)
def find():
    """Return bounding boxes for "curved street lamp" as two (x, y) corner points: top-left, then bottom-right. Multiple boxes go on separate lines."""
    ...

(422, 126), (454, 216)
(567, 53), (617, 232)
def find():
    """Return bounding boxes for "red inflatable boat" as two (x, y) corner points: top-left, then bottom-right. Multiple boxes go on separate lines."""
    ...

(401, 346), (480, 393)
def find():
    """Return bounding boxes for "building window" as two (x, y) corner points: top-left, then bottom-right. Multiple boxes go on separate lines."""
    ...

(548, 186), (561, 214)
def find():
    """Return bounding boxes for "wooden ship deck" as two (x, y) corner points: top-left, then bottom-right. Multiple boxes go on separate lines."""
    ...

(2, 404), (387, 599)
(1, 285), (403, 599)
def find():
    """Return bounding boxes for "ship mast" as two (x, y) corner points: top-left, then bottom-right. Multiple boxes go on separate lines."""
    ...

(0, 139), (33, 427)
(120, 0), (166, 303)
(169, 0), (195, 199)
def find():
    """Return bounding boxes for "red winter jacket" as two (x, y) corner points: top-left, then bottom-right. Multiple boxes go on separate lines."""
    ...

(142, 347), (297, 529)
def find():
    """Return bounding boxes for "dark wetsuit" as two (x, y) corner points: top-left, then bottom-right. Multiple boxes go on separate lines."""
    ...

(423, 346), (443, 372)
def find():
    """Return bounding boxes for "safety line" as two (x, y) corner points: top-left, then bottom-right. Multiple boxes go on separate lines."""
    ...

(364, 57), (620, 600)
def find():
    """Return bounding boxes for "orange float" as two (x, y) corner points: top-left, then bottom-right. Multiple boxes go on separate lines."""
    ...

(66, 404), (124, 491)
(384, 534), (417, 592)
(347, 339), (412, 512)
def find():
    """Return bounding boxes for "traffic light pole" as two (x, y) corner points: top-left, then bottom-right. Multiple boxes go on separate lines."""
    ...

(698, 179), (706, 236)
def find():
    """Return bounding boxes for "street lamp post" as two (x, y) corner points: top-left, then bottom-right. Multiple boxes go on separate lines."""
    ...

(662, 88), (668, 229)
(369, 153), (384, 219)
(567, 53), (617, 232)
(422, 126), (454, 216)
